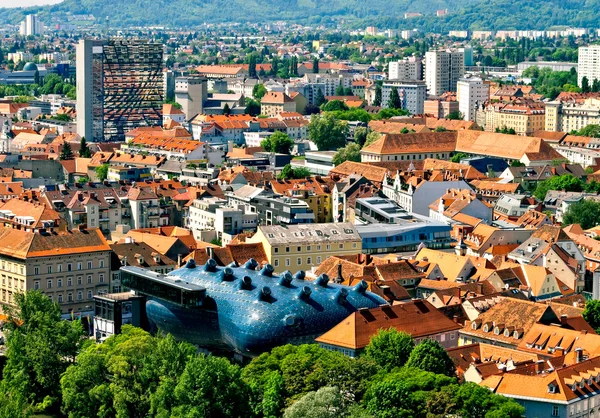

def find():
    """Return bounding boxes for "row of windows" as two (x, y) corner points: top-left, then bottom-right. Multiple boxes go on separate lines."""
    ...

(273, 242), (357, 254)
(34, 274), (105, 290)
(1, 275), (24, 290)
(273, 255), (322, 268)
(33, 259), (106, 275)
(50, 290), (94, 303)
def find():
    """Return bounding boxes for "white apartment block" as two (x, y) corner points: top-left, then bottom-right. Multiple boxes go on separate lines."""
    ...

(388, 57), (423, 81)
(578, 45), (600, 87)
(457, 76), (489, 121)
(425, 50), (465, 96)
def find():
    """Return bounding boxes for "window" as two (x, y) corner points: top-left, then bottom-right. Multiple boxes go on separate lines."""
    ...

(47, 265), (52, 274)
(352, 243), (357, 248)
(285, 247), (290, 253)
(339, 244), (343, 249)
(87, 261), (93, 269)
(67, 293), (73, 302)
(87, 275), (93, 284)
(58, 264), (63, 273)
(77, 263), (82, 270)
(285, 258), (290, 267)
(99, 274), (104, 284)
(77, 291), (83, 301)
(47, 280), (52, 289)
(316, 245), (321, 251)
(58, 279), (62, 288)
(87, 290), (93, 299)
(58, 294), (63, 303)
(67, 277), (73, 286)
(34, 281), (40, 290)
(99, 260), (104, 268)
(307, 246), (311, 251)
(274, 247), (279, 253)
(297, 258), (302, 265)
(274, 259), (279, 267)
(77, 277), (82, 286)
(552, 405), (559, 416)
(307, 257), (312, 265)
(326, 244), (331, 250)
(67, 264), (72, 272)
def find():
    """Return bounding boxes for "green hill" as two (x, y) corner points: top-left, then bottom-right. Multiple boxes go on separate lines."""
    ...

(0, 0), (598, 31)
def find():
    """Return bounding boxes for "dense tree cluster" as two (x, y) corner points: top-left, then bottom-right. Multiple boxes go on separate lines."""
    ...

(0, 292), (525, 418)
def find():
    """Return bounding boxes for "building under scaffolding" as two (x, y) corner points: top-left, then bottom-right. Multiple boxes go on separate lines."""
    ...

(76, 39), (164, 142)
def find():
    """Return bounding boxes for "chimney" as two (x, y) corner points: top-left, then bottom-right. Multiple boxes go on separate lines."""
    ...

(336, 262), (343, 284)
(560, 314), (568, 326)
(453, 315), (458, 323)
(535, 359), (545, 374)
(575, 347), (584, 363)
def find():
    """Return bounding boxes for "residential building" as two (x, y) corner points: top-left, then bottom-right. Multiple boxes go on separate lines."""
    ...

(425, 49), (464, 96)
(19, 14), (43, 36)
(428, 188), (493, 225)
(247, 223), (362, 272)
(457, 76), (489, 121)
(388, 56), (423, 81)
(77, 39), (164, 142)
(260, 92), (297, 117)
(187, 197), (257, 241)
(270, 177), (334, 223)
(423, 94), (460, 118)
(317, 300), (461, 357)
(545, 97), (600, 133)
(478, 100), (546, 136)
(361, 132), (457, 162)
(0, 227), (111, 319)
(175, 76), (207, 120)
(381, 80), (427, 114)
(577, 44), (600, 87)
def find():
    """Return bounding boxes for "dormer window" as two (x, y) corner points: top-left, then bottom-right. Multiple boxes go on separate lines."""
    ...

(548, 383), (556, 394)
(494, 327), (500, 335)
(472, 321), (479, 330)
(483, 324), (490, 332)
(504, 329), (511, 337)
(579, 381), (585, 389)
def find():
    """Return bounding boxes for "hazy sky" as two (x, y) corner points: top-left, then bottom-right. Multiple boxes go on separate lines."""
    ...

(0, 0), (62, 7)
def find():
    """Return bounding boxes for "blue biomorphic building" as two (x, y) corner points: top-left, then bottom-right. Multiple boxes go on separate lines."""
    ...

(120, 259), (387, 356)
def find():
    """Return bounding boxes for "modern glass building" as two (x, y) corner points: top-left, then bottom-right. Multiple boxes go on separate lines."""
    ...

(77, 39), (164, 142)
(121, 259), (387, 357)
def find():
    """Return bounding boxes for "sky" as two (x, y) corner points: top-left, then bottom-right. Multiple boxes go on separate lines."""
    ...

(0, 0), (62, 7)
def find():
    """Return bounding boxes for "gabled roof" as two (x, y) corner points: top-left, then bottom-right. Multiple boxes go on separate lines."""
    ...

(362, 132), (457, 155)
(315, 300), (461, 349)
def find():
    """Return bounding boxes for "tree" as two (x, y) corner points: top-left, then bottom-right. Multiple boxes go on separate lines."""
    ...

(304, 103), (321, 115)
(373, 85), (382, 107)
(582, 76), (591, 93)
(533, 174), (584, 200)
(583, 300), (600, 333)
(283, 387), (366, 418)
(248, 54), (257, 78)
(315, 89), (327, 107)
(277, 164), (312, 180)
(387, 87), (402, 109)
(52, 113), (72, 122)
(308, 113), (348, 151)
(261, 131), (294, 154)
(562, 199), (600, 230)
(245, 98), (261, 116)
(573, 124), (600, 138)
(510, 160), (526, 167)
(354, 127), (368, 146)
(344, 87), (354, 96)
(450, 152), (469, 163)
(1, 290), (86, 414)
(95, 163), (109, 182)
(223, 103), (231, 115)
(253, 83), (267, 100)
(452, 383), (524, 418)
(332, 143), (361, 166)
(434, 126), (447, 132)
(261, 371), (285, 418)
(34, 69), (40, 85)
(322, 100), (349, 112)
(59, 142), (74, 160)
(312, 57), (319, 74)
(446, 111), (464, 120)
(495, 126), (517, 135)
(79, 136), (91, 158)
(335, 83), (345, 96)
(593, 79), (600, 93)
(364, 329), (415, 371)
(405, 339), (456, 377)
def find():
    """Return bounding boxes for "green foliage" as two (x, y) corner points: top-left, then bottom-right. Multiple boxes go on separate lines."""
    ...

(59, 142), (74, 161)
(94, 164), (109, 182)
(523, 67), (579, 99)
(245, 98), (261, 116)
(253, 84), (267, 100)
(242, 344), (379, 415)
(79, 137), (92, 158)
(495, 126), (517, 135)
(387, 87), (402, 110)
(210, 237), (223, 246)
(333, 142), (361, 166)
(533, 174), (584, 200)
(583, 300), (600, 333)
(52, 113), (72, 122)
(278, 164), (312, 180)
(450, 152), (469, 163)
(261, 131), (294, 154)
(164, 100), (182, 110)
(308, 113), (349, 151)
(223, 103), (232, 115)
(329, 109), (371, 124)
(562, 199), (600, 230)
(446, 111), (463, 120)
(373, 85), (382, 107)
(283, 386), (368, 418)
(572, 124), (600, 138)
(1, 290), (86, 415)
(315, 89), (327, 107)
(322, 100), (349, 112)
(364, 329), (415, 371)
(510, 160), (526, 167)
(434, 126), (447, 132)
(353, 126), (368, 146)
(405, 339), (456, 377)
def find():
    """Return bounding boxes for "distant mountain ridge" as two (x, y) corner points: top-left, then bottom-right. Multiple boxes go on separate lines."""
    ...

(0, 0), (598, 31)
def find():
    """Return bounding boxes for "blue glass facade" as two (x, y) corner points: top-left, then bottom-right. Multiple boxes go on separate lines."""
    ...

(121, 259), (386, 356)
(358, 223), (453, 254)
